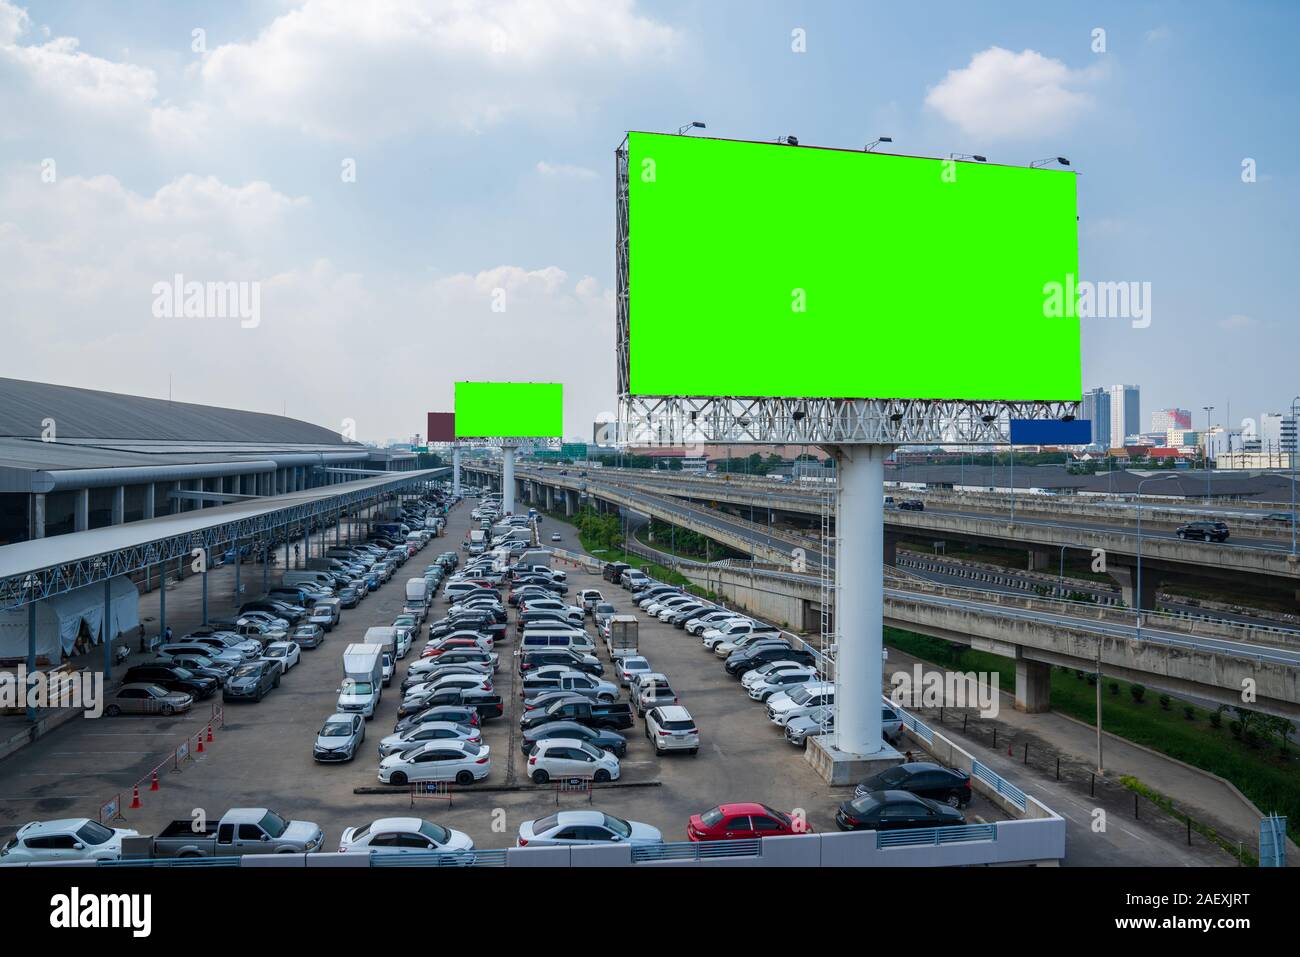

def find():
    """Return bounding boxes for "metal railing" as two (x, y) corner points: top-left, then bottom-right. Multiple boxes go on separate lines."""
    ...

(876, 823), (998, 848)
(369, 848), (508, 867)
(99, 856), (241, 867)
(631, 838), (762, 862)
(972, 759), (1028, 812)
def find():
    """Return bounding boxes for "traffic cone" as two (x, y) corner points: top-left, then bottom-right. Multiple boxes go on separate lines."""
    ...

(196, 734), (204, 754)
(129, 785), (141, 809)
(150, 769), (159, 791)
(206, 724), (214, 743)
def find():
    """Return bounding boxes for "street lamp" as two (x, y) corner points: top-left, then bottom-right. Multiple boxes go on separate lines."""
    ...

(865, 136), (893, 152)
(1291, 395), (1299, 557)
(949, 152), (987, 162)
(1202, 405), (1214, 501)
(676, 121), (706, 135)
(1134, 474), (1180, 641)
(1030, 156), (1071, 168)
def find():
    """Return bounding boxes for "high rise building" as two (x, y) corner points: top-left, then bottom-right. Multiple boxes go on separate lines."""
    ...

(1260, 412), (1297, 454)
(1151, 407), (1191, 432)
(1081, 387), (1111, 449)
(1108, 385), (1140, 448)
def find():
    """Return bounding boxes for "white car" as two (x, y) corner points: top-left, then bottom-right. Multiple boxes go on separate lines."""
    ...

(746, 665), (819, 701)
(614, 655), (653, 688)
(337, 677), (380, 719)
(702, 619), (757, 650)
(338, 817), (474, 855)
(644, 705), (699, 754)
(741, 659), (814, 691)
(0, 819), (139, 863)
(550, 533), (562, 542)
(714, 629), (783, 658)
(518, 810), (662, 847)
(377, 721), (481, 757)
(527, 738), (620, 784)
(686, 611), (740, 636)
(377, 740), (491, 786)
(767, 682), (835, 726)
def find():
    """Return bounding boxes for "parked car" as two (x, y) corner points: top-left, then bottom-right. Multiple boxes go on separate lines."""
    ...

(519, 721), (627, 758)
(338, 817), (473, 855)
(517, 811), (661, 847)
(643, 705), (699, 755)
(393, 704), (480, 735)
(262, 640), (301, 672)
(835, 789), (966, 831)
(121, 664), (217, 700)
(103, 683), (193, 717)
(527, 738), (620, 784)
(614, 655), (653, 688)
(377, 740), (491, 786)
(301, 614), (331, 641)
(0, 819), (139, 863)
(898, 499), (925, 511)
(746, 665), (819, 701)
(687, 803), (810, 841)
(313, 712), (366, 762)
(377, 721), (481, 757)
(854, 761), (972, 807)
(1176, 520), (1230, 542)
(223, 660), (281, 702)
(767, 682), (834, 726)
(634, 674), (678, 716)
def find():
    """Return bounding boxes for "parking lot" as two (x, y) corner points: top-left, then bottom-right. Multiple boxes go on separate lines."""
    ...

(0, 494), (1008, 851)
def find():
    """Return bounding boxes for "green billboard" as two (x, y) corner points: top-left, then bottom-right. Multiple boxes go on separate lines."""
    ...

(454, 382), (562, 438)
(624, 132), (1080, 401)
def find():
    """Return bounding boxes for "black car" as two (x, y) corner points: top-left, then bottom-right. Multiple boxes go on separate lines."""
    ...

(1176, 520), (1229, 542)
(121, 664), (218, 700)
(393, 704), (480, 735)
(854, 762), (972, 807)
(520, 649), (603, 677)
(222, 660), (281, 703)
(240, 599), (304, 624)
(520, 720), (627, 758)
(835, 789), (966, 832)
(724, 645), (816, 677)
(897, 499), (925, 511)
(516, 609), (574, 633)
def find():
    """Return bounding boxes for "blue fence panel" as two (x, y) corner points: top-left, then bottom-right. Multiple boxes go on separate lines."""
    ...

(631, 839), (762, 863)
(894, 705), (934, 745)
(972, 760), (1028, 812)
(876, 823), (998, 848)
(369, 848), (507, 867)
(1260, 815), (1288, 867)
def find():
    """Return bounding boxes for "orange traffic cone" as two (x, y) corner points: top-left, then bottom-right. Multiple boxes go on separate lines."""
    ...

(196, 734), (204, 754)
(129, 785), (141, 809)
(206, 724), (214, 743)
(150, 769), (159, 791)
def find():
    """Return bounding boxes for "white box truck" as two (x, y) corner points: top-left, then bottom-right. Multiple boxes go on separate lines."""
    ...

(606, 615), (639, 658)
(404, 578), (430, 621)
(339, 643), (383, 719)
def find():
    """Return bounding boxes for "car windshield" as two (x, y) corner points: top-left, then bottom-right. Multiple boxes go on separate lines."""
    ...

(321, 721), (352, 737)
(349, 682), (373, 695)
(602, 814), (632, 838)
(419, 821), (452, 844)
(265, 647), (286, 657)
(259, 811), (288, 838)
(790, 687), (814, 704)
(233, 664), (262, 677)
(168, 666), (195, 679)
(75, 821), (114, 845)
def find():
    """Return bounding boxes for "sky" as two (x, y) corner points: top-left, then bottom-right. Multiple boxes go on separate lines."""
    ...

(1, 0), (1296, 443)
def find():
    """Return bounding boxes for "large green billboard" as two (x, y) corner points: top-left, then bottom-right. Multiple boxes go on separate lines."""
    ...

(624, 132), (1080, 401)
(454, 382), (562, 438)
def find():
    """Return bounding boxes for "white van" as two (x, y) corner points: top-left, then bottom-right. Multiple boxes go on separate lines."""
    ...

(520, 628), (595, 656)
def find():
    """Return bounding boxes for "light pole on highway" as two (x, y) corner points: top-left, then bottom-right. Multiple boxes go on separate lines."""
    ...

(1135, 474), (1180, 641)
(1202, 405), (1215, 502)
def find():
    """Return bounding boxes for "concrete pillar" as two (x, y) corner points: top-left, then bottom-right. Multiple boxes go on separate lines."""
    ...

(31, 493), (46, 539)
(111, 485), (125, 525)
(142, 484), (155, 520)
(452, 446), (462, 495)
(882, 531), (898, 567)
(545, 485), (554, 512)
(1015, 655), (1052, 713)
(1027, 548), (1053, 572)
(1108, 564), (1158, 612)
(832, 444), (890, 756)
(74, 488), (89, 531)
(502, 446), (516, 514)
(565, 489), (575, 517)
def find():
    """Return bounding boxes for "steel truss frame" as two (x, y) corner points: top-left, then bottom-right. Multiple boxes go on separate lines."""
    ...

(1, 472), (440, 610)
(615, 394), (1079, 447)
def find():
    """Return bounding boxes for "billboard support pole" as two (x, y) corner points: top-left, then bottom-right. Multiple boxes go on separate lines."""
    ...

(452, 443), (462, 497)
(502, 444), (517, 515)
(828, 443), (890, 756)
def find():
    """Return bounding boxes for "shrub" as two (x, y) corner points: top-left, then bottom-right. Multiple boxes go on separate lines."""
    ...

(1183, 705), (1195, 721)
(1130, 684), (1146, 704)
(1109, 681), (1120, 696)
(1209, 710), (1222, 729)
(1158, 694), (1171, 711)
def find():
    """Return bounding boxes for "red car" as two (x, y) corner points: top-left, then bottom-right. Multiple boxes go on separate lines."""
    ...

(686, 803), (812, 842)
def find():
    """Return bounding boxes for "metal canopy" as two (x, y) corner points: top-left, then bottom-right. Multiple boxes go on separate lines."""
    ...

(0, 467), (449, 609)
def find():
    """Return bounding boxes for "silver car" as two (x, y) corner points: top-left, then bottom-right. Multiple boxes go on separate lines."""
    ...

(314, 712), (365, 762)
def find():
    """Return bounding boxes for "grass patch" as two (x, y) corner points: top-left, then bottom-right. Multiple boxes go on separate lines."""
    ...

(883, 627), (1300, 845)
(1118, 775), (1258, 865)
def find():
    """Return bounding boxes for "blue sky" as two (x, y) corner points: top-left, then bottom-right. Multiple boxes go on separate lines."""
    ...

(1, 0), (1296, 441)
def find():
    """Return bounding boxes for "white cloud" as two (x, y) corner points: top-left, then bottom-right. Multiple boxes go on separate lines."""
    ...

(925, 47), (1097, 139)
(536, 161), (598, 179)
(1218, 313), (1257, 331)
(199, 0), (677, 140)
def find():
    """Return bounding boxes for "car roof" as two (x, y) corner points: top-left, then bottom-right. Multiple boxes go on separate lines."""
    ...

(536, 737), (598, 750)
(656, 705), (692, 721)
(18, 818), (94, 836)
(366, 817), (423, 832)
(712, 802), (770, 817)
(324, 712), (357, 723)
(549, 810), (607, 827)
